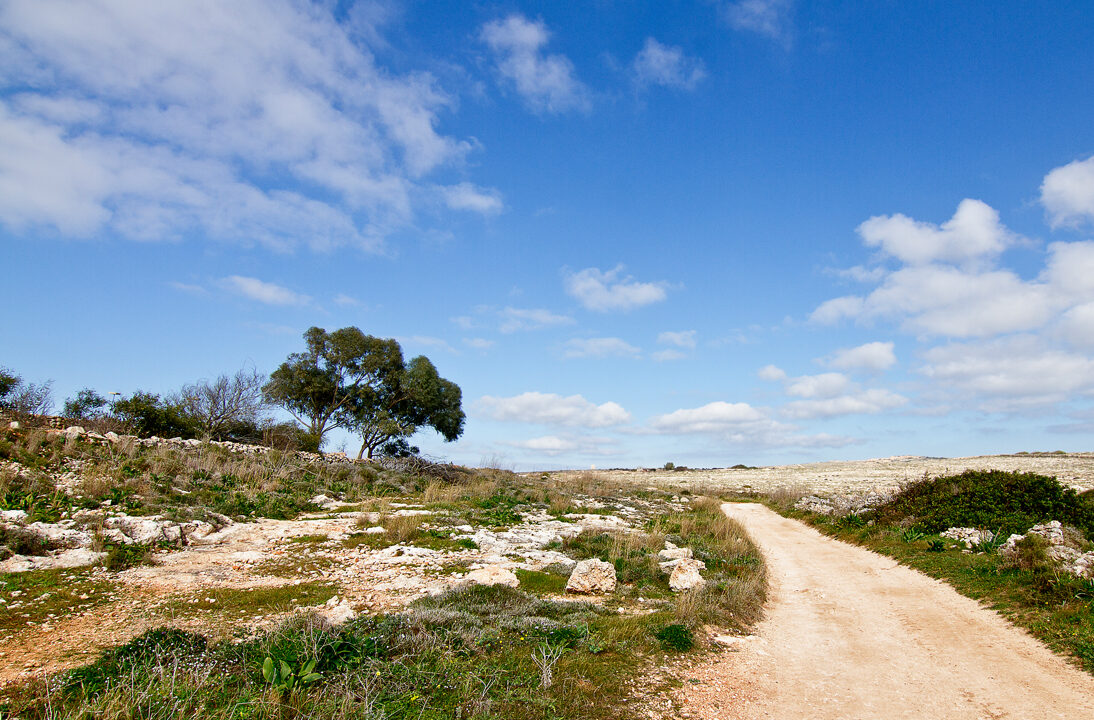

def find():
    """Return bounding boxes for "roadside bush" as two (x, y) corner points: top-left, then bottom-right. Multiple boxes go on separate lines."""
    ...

(873, 470), (1094, 537)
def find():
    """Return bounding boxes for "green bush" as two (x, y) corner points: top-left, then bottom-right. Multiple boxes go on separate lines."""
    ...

(653, 623), (694, 651)
(873, 470), (1094, 537)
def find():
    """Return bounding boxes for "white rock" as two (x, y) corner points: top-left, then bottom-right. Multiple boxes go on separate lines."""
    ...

(363, 526), (386, 534)
(940, 527), (995, 549)
(565, 558), (616, 594)
(64, 426), (86, 438)
(465, 565), (520, 588)
(8, 421), (20, 430)
(0, 510), (27, 523)
(669, 557), (707, 592)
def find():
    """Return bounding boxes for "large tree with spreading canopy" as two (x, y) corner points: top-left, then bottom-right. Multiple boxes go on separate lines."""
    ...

(263, 327), (464, 456)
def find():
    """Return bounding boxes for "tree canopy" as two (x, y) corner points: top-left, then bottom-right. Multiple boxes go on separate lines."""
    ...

(263, 327), (464, 457)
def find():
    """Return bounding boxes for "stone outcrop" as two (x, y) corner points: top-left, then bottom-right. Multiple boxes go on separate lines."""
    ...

(940, 527), (995, 549)
(565, 558), (616, 594)
(464, 565), (520, 588)
(669, 558), (707, 592)
(999, 520), (1094, 579)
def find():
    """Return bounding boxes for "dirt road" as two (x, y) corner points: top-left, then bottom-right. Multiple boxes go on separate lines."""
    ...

(678, 503), (1094, 719)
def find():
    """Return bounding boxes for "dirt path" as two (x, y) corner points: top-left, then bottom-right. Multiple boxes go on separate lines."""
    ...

(678, 503), (1094, 719)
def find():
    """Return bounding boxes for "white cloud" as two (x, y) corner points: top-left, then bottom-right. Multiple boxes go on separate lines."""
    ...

(782, 388), (907, 419)
(824, 341), (896, 372)
(649, 400), (857, 448)
(813, 265), (1054, 338)
(220, 275), (310, 306)
(462, 337), (495, 350)
(857, 199), (1017, 267)
(333, 293), (361, 306)
(785, 372), (852, 399)
(651, 401), (768, 434)
(441, 182), (503, 215)
(1042, 155), (1094, 229)
(563, 337), (641, 359)
(632, 38), (705, 91)
(398, 335), (456, 353)
(499, 307), (574, 333)
(921, 336), (1094, 411)
(657, 330), (697, 348)
(652, 349), (687, 362)
(722, 0), (794, 45)
(0, 0), (487, 249)
(477, 392), (630, 427)
(509, 434), (620, 457)
(565, 265), (668, 312)
(168, 281), (207, 296)
(757, 364), (787, 381)
(480, 14), (590, 114)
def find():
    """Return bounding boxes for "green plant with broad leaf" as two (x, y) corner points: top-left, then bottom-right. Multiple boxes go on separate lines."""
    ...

(261, 655), (322, 694)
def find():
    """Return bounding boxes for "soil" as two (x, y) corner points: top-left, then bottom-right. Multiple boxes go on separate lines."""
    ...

(676, 503), (1094, 719)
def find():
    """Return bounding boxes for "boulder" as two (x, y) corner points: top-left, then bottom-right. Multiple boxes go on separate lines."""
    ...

(658, 541), (692, 563)
(465, 565), (520, 588)
(565, 558), (616, 594)
(669, 557), (707, 592)
(63, 426), (86, 439)
(318, 597), (356, 625)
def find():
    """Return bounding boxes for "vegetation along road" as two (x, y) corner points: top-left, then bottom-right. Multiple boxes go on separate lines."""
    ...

(678, 503), (1094, 719)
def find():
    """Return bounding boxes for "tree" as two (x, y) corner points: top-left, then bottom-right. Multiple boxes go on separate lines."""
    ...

(0, 368), (53, 424)
(174, 368), (268, 440)
(113, 391), (198, 438)
(263, 327), (405, 449)
(347, 354), (465, 460)
(263, 327), (464, 457)
(64, 388), (109, 420)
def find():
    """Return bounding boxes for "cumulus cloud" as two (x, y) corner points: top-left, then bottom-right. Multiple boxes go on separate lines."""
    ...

(782, 388), (907, 420)
(649, 400), (857, 448)
(499, 307), (575, 333)
(824, 341), (896, 372)
(858, 199), (1017, 267)
(397, 335), (457, 353)
(462, 337), (495, 350)
(563, 337), (641, 359)
(722, 0), (794, 45)
(0, 0), (495, 250)
(477, 392), (630, 427)
(657, 330), (697, 348)
(565, 265), (668, 312)
(1042, 155), (1094, 229)
(632, 38), (705, 91)
(921, 336), (1094, 411)
(785, 372), (852, 399)
(440, 182), (503, 215)
(758, 364), (787, 381)
(480, 14), (590, 114)
(652, 349), (687, 362)
(509, 434), (620, 457)
(220, 275), (310, 306)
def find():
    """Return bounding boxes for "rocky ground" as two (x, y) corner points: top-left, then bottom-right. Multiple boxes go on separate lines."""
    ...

(556, 452), (1094, 496)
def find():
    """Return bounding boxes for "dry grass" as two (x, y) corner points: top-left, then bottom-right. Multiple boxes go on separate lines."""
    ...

(381, 514), (424, 543)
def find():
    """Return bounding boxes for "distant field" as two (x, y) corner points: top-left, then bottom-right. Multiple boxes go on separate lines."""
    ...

(542, 453), (1094, 496)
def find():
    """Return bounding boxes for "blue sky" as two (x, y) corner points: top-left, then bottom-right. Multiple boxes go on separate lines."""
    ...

(3, 0), (1094, 469)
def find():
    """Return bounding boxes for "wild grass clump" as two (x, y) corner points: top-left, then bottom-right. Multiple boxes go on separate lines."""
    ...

(873, 470), (1094, 537)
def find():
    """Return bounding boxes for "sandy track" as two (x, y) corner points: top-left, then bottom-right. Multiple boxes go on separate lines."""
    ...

(678, 503), (1094, 719)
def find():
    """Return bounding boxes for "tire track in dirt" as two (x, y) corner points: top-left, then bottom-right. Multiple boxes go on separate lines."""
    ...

(677, 503), (1094, 719)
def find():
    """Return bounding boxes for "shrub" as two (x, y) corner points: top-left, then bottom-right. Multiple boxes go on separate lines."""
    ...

(653, 623), (694, 651)
(873, 470), (1094, 537)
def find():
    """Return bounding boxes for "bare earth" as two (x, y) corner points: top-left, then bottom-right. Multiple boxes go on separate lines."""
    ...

(677, 503), (1094, 719)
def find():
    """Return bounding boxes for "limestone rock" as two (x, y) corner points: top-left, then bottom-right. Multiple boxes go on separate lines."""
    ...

(658, 541), (693, 563)
(565, 558), (616, 594)
(465, 565), (520, 588)
(940, 527), (995, 549)
(318, 596), (356, 625)
(63, 426), (86, 439)
(669, 557), (707, 592)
